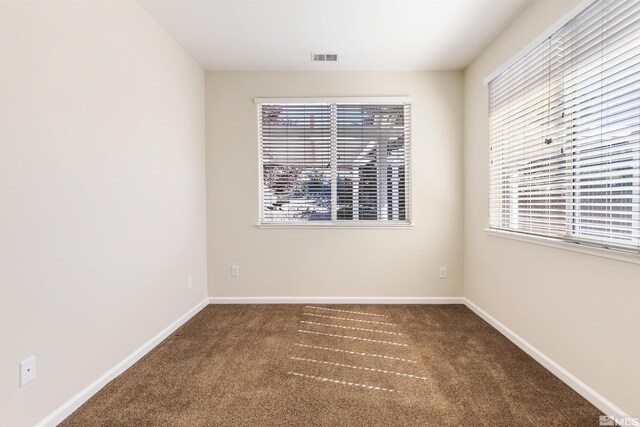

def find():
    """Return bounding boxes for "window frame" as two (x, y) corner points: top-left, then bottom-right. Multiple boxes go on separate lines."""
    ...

(485, 0), (640, 258)
(255, 97), (413, 228)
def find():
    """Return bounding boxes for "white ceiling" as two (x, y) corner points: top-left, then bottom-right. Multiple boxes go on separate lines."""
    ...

(138, 0), (531, 71)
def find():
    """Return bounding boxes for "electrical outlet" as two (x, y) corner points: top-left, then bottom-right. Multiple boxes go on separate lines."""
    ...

(187, 275), (192, 289)
(439, 267), (447, 279)
(231, 265), (239, 277)
(20, 356), (36, 386)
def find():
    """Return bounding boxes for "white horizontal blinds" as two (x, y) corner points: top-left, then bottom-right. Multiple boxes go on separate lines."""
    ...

(336, 104), (410, 222)
(564, 0), (640, 251)
(489, 0), (640, 253)
(489, 35), (567, 237)
(260, 103), (332, 221)
(258, 100), (411, 224)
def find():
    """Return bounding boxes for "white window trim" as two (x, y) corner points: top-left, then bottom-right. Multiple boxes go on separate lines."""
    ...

(256, 96), (412, 228)
(258, 223), (414, 229)
(254, 96), (411, 105)
(483, 0), (594, 85)
(485, 228), (640, 265)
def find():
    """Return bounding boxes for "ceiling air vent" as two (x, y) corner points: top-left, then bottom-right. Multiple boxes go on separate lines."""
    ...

(312, 53), (338, 62)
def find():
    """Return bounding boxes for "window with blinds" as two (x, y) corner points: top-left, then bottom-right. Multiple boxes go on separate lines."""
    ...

(258, 98), (411, 225)
(489, 0), (640, 254)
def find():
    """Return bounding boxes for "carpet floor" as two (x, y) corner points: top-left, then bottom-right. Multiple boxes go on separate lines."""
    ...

(61, 305), (602, 426)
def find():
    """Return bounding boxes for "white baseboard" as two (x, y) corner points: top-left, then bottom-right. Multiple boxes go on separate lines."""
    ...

(463, 298), (629, 419)
(36, 297), (209, 427)
(208, 296), (465, 304)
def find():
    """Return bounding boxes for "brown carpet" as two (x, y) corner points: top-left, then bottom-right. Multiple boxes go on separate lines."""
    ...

(61, 305), (602, 426)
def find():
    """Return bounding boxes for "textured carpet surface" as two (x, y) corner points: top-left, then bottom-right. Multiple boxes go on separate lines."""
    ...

(61, 305), (602, 426)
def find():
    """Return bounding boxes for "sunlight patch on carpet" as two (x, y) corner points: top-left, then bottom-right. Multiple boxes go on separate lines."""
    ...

(304, 306), (390, 318)
(300, 320), (403, 336)
(292, 343), (419, 364)
(297, 329), (409, 347)
(290, 356), (427, 380)
(287, 372), (398, 393)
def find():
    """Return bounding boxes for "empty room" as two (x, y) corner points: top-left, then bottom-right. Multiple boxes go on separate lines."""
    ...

(1, 0), (639, 425)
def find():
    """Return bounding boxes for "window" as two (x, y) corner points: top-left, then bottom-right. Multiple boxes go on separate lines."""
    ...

(489, 0), (640, 254)
(257, 97), (411, 226)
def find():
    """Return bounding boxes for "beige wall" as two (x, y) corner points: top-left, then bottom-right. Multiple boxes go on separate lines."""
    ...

(0, 1), (207, 426)
(464, 0), (640, 417)
(206, 71), (464, 298)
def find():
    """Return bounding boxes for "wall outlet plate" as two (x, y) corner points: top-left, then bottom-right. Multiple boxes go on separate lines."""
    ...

(20, 356), (36, 386)
(187, 275), (193, 288)
(231, 265), (239, 277)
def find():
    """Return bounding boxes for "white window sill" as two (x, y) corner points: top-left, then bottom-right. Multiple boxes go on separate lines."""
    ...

(484, 228), (640, 265)
(258, 223), (413, 229)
